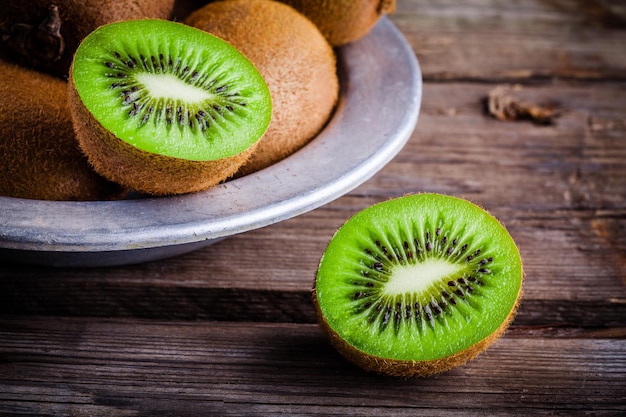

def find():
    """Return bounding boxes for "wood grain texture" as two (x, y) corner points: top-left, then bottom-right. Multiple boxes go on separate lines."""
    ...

(0, 0), (624, 414)
(0, 317), (624, 416)
(392, 0), (626, 81)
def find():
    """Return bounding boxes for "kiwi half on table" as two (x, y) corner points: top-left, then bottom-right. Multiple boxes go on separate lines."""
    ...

(313, 193), (523, 377)
(68, 19), (272, 195)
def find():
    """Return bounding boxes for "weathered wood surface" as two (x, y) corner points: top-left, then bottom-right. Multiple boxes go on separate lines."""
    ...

(1, 0), (625, 415)
(394, 0), (626, 81)
(0, 317), (624, 416)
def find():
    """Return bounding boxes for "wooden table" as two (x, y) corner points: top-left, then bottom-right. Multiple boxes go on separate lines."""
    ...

(1, 1), (625, 415)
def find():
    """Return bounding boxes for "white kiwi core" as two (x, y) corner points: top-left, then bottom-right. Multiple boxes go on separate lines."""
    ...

(135, 73), (213, 103)
(382, 259), (464, 296)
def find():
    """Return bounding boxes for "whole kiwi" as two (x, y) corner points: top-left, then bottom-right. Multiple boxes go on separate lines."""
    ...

(186, 0), (339, 175)
(0, 59), (123, 201)
(313, 193), (524, 377)
(278, 0), (396, 46)
(0, 0), (176, 79)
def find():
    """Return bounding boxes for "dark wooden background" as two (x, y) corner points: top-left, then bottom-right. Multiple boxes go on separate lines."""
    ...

(1, 1), (625, 415)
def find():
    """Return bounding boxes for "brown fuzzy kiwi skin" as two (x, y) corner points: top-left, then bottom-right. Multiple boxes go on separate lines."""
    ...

(185, 0), (339, 176)
(0, 0), (176, 79)
(278, 0), (396, 46)
(312, 282), (523, 377)
(67, 72), (256, 196)
(0, 59), (124, 201)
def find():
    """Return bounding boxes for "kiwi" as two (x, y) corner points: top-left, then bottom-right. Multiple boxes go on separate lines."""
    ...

(0, 0), (177, 79)
(313, 193), (524, 377)
(185, 0), (338, 175)
(68, 19), (272, 196)
(278, 0), (396, 46)
(0, 59), (123, 201)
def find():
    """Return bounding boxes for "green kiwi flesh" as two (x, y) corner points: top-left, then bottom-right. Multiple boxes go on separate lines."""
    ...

(70, 19), (272, 162)
(313, 193), (523, 377)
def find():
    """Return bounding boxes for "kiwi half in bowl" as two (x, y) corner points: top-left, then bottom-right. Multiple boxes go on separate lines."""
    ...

(313, 193), (523, 377)
(68, 19), (272, 195)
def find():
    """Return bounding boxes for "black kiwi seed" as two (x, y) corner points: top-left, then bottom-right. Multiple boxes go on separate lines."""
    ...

(424, 305), (433, 322)
(382, 307), (391, 326)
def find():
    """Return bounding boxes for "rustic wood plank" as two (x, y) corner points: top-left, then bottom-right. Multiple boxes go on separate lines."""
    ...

(0, 317), (624, 416)
(392, 0), (626, 81)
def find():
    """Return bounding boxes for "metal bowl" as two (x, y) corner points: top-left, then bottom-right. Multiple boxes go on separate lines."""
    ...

(0, 18), (422, 267)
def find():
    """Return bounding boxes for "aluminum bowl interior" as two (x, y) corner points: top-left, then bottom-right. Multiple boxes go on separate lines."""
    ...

(0, 18), (422, 267)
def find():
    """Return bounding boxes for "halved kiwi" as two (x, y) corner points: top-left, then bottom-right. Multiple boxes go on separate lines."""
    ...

(313, 193), (524, 377)
(68, 19), (272, 195)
